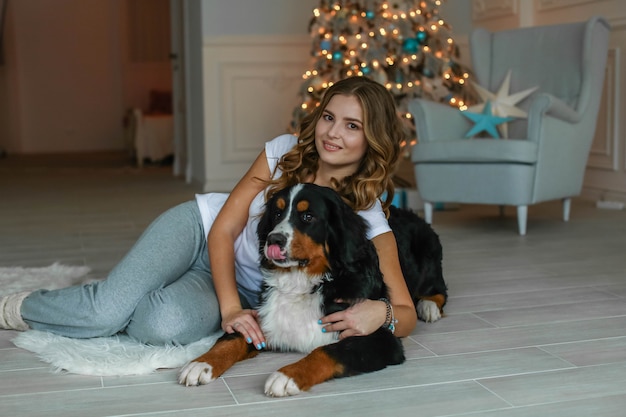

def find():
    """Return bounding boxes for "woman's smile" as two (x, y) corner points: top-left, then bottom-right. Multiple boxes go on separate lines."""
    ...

(322, 140), (342, 151)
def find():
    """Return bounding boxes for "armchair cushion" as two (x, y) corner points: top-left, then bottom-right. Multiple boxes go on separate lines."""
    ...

(412, 139), (538, 164)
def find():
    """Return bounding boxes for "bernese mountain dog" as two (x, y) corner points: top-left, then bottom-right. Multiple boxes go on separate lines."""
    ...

(178, 183), (447, 396)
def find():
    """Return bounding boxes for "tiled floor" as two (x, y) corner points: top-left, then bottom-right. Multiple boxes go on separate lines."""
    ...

(1, 152), (626, 417)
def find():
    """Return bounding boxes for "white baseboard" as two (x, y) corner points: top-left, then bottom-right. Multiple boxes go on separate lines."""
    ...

(581, 187), (626, 204)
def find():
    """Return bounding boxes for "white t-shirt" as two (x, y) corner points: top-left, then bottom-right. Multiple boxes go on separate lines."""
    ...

(194, 134), (391, 297)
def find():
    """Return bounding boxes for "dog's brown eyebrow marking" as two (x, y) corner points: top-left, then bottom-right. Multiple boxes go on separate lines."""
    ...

(276, 197), (286, 210)
(296, 200), (309, 212)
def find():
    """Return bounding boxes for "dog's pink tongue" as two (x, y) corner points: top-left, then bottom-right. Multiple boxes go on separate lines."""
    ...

(267, 244), (286, 260)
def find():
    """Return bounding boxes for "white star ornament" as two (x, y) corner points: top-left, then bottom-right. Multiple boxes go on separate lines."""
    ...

(467, 70), (537, 138)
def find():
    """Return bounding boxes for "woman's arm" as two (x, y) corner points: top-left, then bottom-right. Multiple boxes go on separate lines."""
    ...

(208, 150), (270, 349)
(318, 231), (417, 338)
(371, 231), (417, 337)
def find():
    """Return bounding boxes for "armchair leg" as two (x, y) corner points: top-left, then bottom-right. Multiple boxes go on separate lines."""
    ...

(499, 205), (505, 217)
(423, 202), (433, 224)
(516, 205), (528, 236)
(563, 198), (571, 222)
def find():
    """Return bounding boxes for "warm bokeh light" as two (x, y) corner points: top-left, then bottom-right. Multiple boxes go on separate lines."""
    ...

(289, 0), (477, 148)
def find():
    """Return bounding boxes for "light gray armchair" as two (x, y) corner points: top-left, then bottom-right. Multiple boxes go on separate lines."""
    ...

(409, 16), (610, 235)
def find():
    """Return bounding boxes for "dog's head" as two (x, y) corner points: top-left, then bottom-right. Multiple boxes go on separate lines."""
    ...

(257, 183), (373, 278)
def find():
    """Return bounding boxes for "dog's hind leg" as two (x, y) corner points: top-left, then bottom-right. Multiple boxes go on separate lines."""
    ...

(417, 294), (447, 322)
(179, 332), (258, 386)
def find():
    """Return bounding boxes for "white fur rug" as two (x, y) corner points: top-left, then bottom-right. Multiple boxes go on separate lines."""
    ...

(0, 262), (92, 297)
(2, 263), (221, 376)
(13, 330), (222, 376)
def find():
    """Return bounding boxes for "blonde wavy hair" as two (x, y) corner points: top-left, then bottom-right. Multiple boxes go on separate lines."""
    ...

(266, 76), (404, 214)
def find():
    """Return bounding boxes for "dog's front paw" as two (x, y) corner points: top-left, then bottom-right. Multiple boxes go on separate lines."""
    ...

(417, 299), (442, 322)
(264, 371), (302, 397)
(178, 361), (217, 386)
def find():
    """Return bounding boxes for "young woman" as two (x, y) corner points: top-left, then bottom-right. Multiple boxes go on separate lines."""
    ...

(0, 77), (417, 348)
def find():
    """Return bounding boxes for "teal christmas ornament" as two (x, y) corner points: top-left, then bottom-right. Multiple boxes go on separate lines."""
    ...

(332, 51), (343, 61)
(402, 38), (418, 53)
(416, 30), (427, 44)
(365, 10), (375, 19)
(462, 101), (514, 138)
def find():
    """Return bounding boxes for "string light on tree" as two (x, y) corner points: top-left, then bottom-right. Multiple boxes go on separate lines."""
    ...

(291, 0), (476, 151)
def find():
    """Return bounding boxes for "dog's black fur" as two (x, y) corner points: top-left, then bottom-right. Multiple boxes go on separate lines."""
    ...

(388, 205), (448, 311)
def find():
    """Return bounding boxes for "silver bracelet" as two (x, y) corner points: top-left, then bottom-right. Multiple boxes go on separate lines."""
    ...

(379, 298), (397, 334)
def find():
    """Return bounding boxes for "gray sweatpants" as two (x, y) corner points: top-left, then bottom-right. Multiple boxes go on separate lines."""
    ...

(21, 201), (252, 345)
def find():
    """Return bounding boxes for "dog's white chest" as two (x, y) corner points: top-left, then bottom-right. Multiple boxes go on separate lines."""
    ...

(258, 271), (337, 353)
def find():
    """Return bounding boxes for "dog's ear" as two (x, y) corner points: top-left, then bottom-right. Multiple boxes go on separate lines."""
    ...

(319, 187), (384, 301)
(321, 188), (371, 270)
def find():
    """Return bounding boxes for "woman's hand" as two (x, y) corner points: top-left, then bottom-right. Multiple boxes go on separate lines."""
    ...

(318, 299), (387, 339)
(222, 309), (266, 350)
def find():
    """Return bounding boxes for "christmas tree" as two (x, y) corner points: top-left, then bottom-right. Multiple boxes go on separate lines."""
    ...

(291, 0), (476, 150)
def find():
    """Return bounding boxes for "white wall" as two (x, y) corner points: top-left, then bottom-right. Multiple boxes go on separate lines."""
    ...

(201, 0), (316, 37)
(442, 0), (474, 37)
(195, 0), (318, 190)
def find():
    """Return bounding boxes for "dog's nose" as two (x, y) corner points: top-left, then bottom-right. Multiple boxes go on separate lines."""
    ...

(267, 233), (287, 248)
